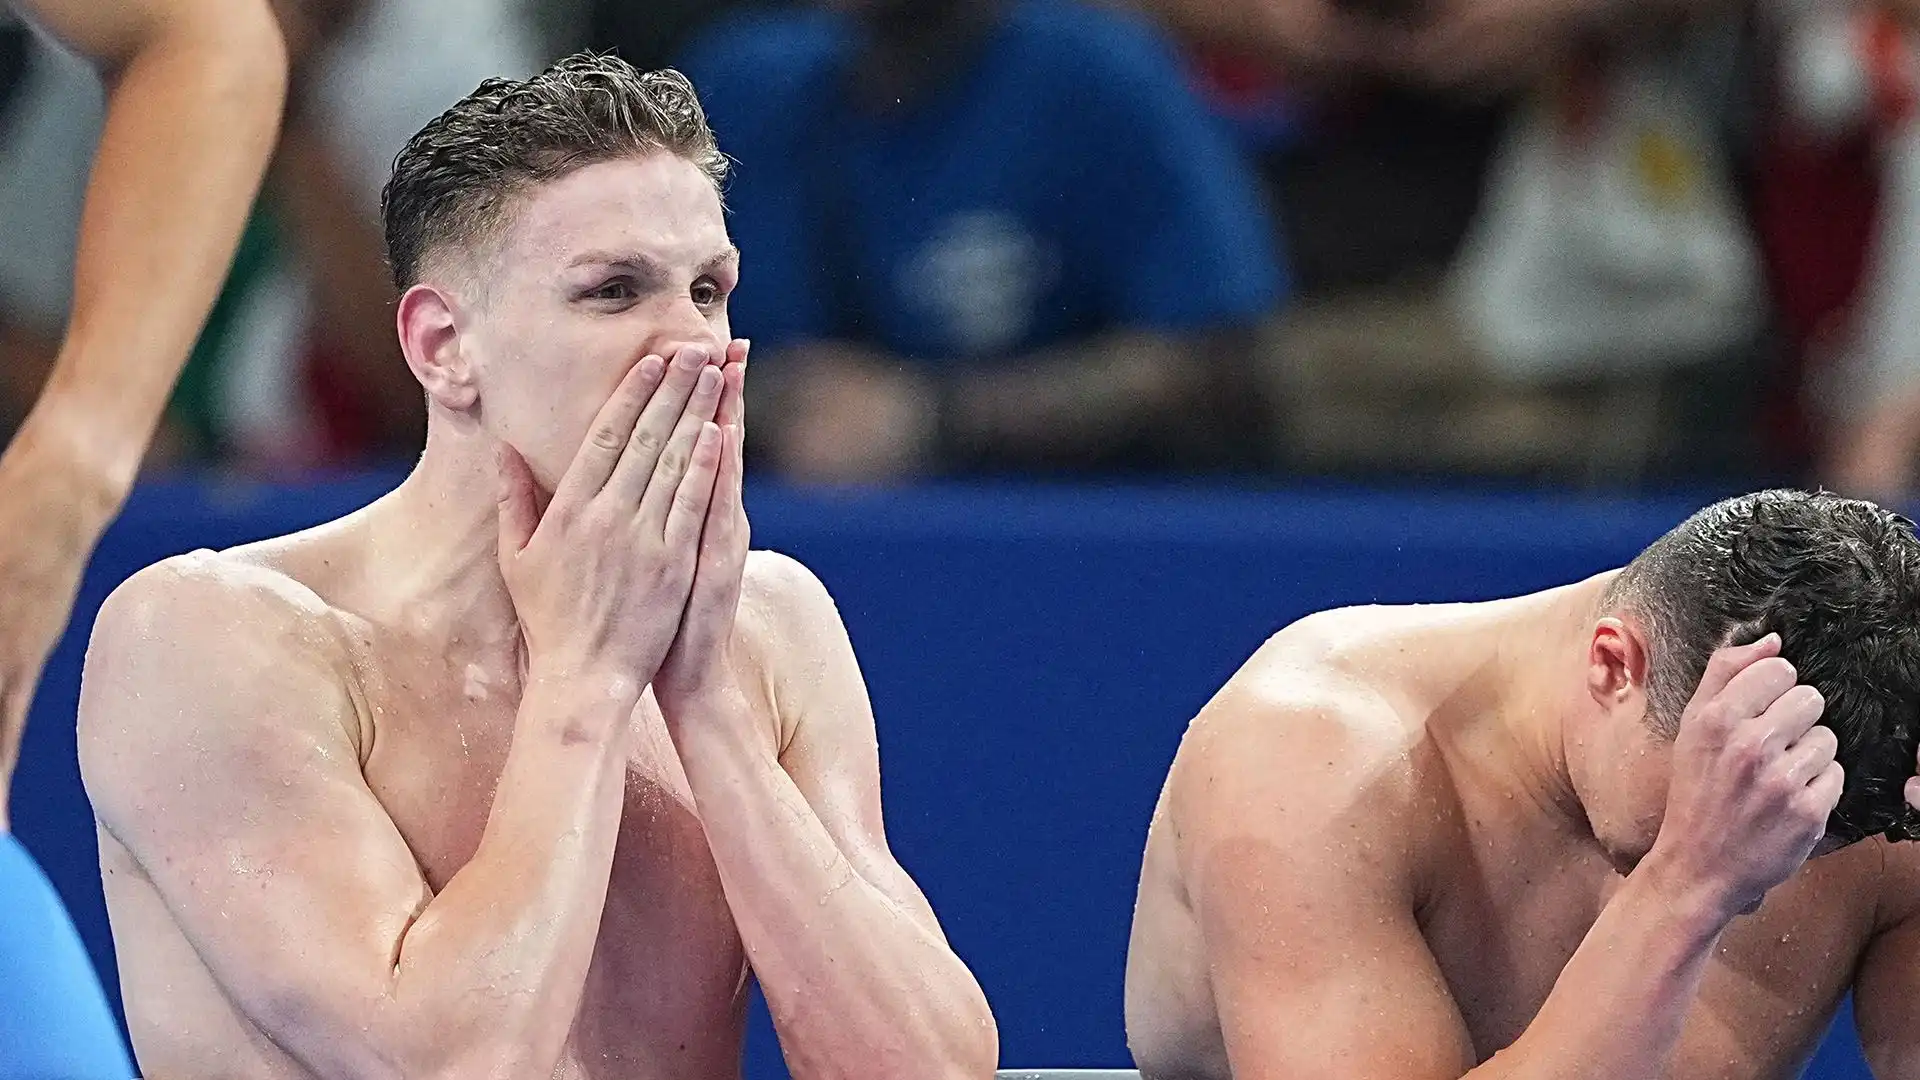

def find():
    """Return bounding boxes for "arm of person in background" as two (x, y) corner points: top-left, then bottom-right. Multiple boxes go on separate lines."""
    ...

(0, 0), (286, 819)
(651, 358), (998, 1080)
(1178, 636), (1838, 1080)
(762, 327), (1258, 482)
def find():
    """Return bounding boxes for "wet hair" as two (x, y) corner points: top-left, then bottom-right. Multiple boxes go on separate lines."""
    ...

(380, 52), (728, 291)
(1603, 490), (1920, 846)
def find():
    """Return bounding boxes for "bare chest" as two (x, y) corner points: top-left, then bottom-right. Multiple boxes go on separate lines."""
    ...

(1419, 831), (1877, 1078)
(357, 665), (751, 1074)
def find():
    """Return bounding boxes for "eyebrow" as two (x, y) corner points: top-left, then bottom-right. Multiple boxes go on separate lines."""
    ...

(567, 245), (741, 281)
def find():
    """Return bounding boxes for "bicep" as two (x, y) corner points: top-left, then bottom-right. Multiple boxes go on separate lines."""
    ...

(1193, 830), (1476, 1080)
(78, 568), (433, 1073)
(1174, 699), (1475, 1080)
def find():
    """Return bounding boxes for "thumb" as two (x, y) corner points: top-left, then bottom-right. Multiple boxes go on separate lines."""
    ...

(496, 443), (539, 556)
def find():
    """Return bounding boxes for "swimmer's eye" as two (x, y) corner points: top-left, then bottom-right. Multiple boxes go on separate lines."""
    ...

(691, 276), (728, 309)
(586, 279), (638, 303)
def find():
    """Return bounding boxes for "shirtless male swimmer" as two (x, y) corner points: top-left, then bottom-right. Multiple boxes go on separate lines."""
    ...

(1128, 489), (1920, 1080)
(75, 54), (997, 1080)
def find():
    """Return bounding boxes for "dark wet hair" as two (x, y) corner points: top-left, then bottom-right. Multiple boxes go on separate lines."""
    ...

(381, 51), (728, 291)
(1604, 489), (1920, 846)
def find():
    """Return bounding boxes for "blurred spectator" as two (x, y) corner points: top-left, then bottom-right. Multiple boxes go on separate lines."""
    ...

(1132, 0), (1771, 487)
(158, 0), (544, 471)
(665, 0), (1288, 483)
(1765, 0), (1920, 505)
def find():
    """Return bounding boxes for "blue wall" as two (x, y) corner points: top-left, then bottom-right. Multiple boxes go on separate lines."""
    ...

(11, 476), (1875, 1078)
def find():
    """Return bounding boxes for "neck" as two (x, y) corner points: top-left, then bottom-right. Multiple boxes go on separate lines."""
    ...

(1476, 572), (1622, 841)
(358, 415), (523, 667)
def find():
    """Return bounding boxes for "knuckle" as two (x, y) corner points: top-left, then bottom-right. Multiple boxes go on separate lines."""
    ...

(630, 429), (666, 457)
(1727, 729), (1767, 768)
(658, 449), (687, 477)
(589, 423), (625, 452)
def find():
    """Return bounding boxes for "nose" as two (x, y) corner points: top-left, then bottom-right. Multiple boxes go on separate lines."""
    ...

(648, 300), (728, 368)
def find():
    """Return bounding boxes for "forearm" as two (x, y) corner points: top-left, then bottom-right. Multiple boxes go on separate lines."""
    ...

(381, 669), (638, 1077)
(678, 721), (996, 1080)
(940, 332), (1198, 461)
(33, 2), (284, 499)
(1473, 867), (1727, 1080)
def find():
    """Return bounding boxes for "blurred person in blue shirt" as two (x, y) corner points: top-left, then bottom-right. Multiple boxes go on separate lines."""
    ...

(676, 0), (1289, 482)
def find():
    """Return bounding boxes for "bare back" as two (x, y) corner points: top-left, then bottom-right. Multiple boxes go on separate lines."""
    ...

(82, 519), (798, 1080)
(1125, 601), (1920, 1080)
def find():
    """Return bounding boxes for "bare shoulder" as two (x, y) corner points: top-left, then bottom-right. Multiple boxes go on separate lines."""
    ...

(1165, 607), (1436, 891)
(78, 548), (361, 821)
(733, 548), (847, 667)
(84, 547), (347, 681)
(739, 548), (838, 621)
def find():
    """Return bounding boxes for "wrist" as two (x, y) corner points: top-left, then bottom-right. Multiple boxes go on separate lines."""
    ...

(1630, 848), (1736, 945)
(16, 390), (144, 513)
(523, 655), (646, 710)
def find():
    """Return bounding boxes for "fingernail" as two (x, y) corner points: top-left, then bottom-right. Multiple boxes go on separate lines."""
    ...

(697, 366), (721, 393)
(676, 347), (704, 371)
(638, 355), (664, 381)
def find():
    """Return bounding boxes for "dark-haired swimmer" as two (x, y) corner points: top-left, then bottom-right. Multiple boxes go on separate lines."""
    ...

(1128, 489), (1920, 1080)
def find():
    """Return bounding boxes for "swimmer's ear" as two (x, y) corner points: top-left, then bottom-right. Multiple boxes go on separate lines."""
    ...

(1588, 617), (1650, 710)
(398, 283), (477, 410)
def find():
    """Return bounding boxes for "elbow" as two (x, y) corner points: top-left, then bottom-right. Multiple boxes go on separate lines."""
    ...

(946, 1007), (1001, 1080)
(108, 0), (288, 116)
(901, 995), (1000, 1080)
(190, 0), (290, 123)
(251, 1000), (541, 1080)
(918, 958), (999, 1080)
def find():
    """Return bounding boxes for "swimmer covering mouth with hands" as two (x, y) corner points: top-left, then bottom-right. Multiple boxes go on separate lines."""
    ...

(76, 53), (997, 1080)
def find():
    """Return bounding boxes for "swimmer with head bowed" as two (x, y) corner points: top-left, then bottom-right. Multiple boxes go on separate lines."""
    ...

(1129, 489), (1920, 1080)
(77, 53), (996, 1080)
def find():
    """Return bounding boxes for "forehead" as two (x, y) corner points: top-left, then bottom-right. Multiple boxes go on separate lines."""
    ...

(496, 153), (729, 270)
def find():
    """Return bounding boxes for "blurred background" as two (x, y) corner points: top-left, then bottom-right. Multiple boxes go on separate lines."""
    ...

(11, 0), (1920, 498)
(3, 0), (1916, 1077)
